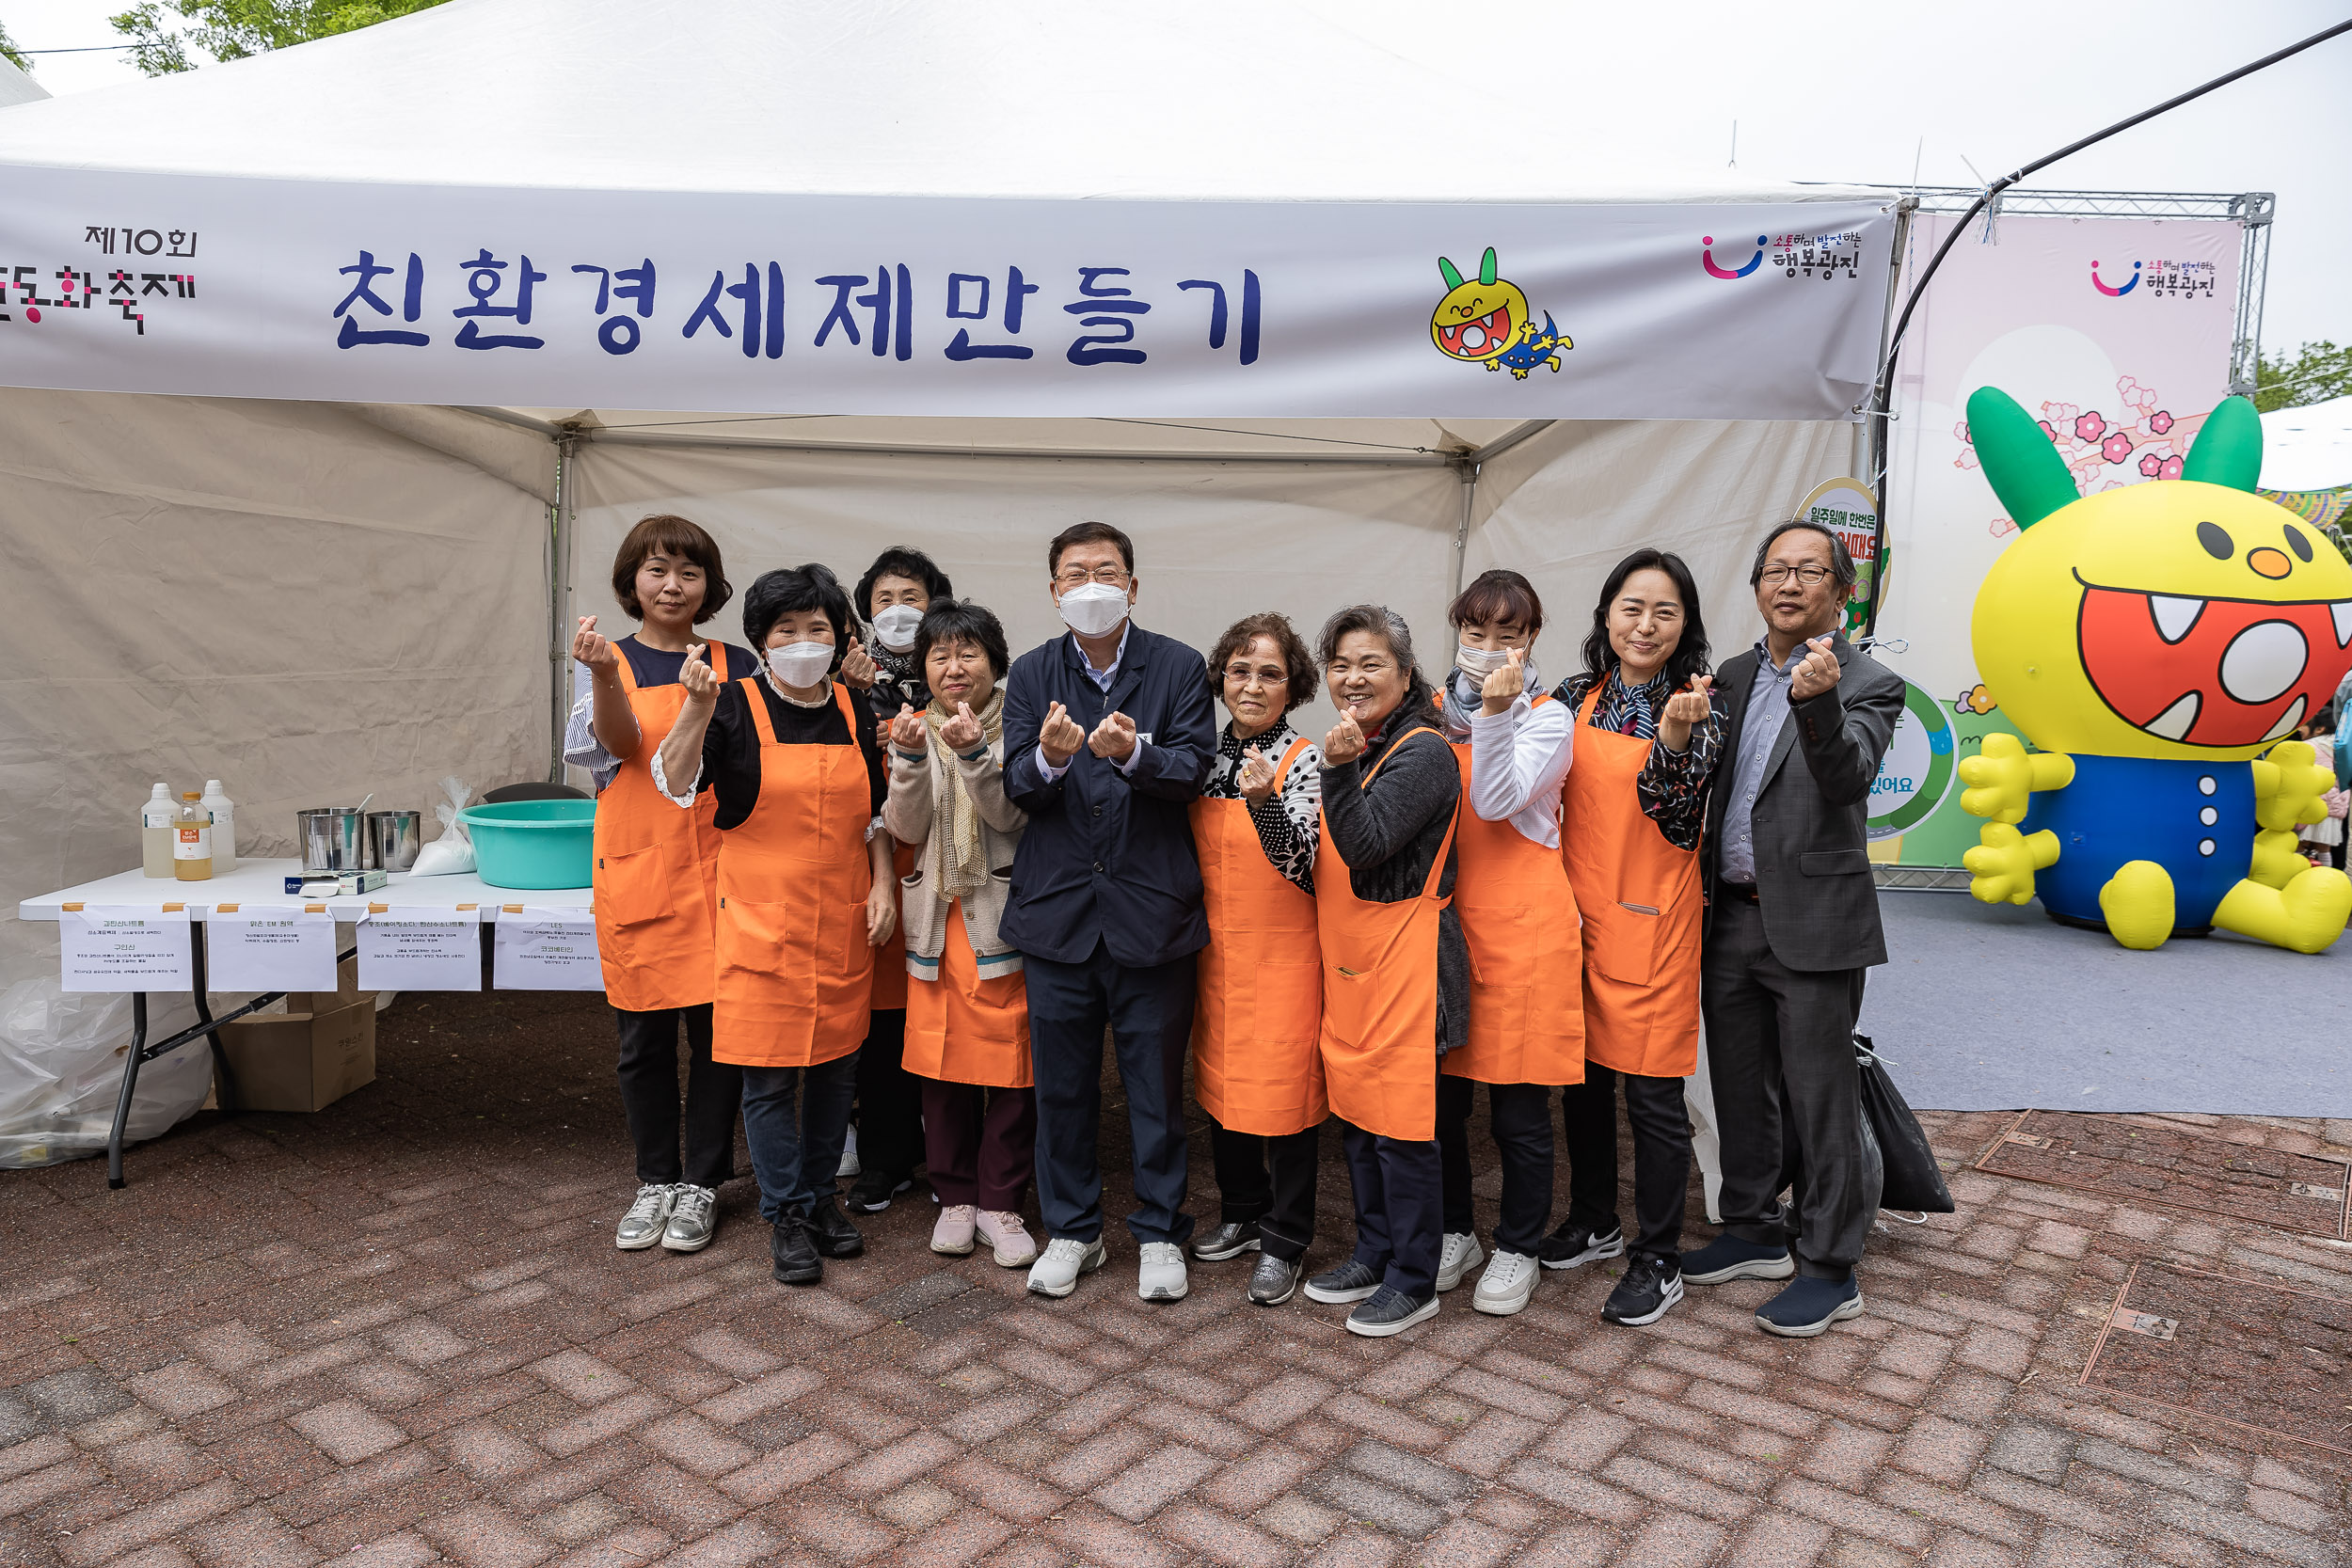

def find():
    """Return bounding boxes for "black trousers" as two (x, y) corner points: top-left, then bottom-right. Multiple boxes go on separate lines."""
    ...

(1561, 1063), (1693, 1262)
(1024, 940), (1197, 1247)
(851, 1008), (925, 1180)
(613, 1004), (741, 1190)
(1207, 1117), (1319, 1260)
(1700, 898), (1881, 1278)
(1340, 1122), (1442, 1300)
(1436, 1076), (1553, 1256)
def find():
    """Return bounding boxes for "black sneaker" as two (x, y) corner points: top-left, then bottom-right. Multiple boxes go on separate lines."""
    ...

(1345, 1285), (1438, 1338)
(804, 1197), (866, 1259)
(1756, 1274), (1864, 1338)
(844, 1169), (914, 1214)
(1192, 1220), (1263, 1261)
(1537, 1220), (1626, 1272)
(770, 1217), (821, 1285)
(1302, 1258), (1381, 1305)
(1600, 1254), (1684, 1327)
(1248, 1253), (1302, 1307)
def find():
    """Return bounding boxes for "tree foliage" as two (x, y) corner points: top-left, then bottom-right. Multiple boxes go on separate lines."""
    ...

(0, 19), (33, 72)
(2254, 340), (2352, 415)
(109, 0), (448, 76)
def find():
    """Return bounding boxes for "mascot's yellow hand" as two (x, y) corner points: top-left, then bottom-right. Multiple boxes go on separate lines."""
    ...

(1958, 733), (2074, 824)
(2250, 828), (2308, 891)
(2255, 739), (2330, 833)
(1963, 821), (2059, 906)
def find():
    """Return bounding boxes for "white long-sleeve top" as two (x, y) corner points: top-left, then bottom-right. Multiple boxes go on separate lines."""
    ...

(1466, 688), (1575, 849)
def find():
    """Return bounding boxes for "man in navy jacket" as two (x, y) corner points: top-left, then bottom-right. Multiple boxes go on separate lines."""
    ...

(1002, 521), (1216, 1304)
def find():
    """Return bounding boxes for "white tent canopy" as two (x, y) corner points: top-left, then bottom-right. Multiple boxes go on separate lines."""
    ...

(0, 0), (1886, 979)
(2260, 395), (2352, 492)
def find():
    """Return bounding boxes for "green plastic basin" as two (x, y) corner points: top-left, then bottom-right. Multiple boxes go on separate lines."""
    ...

(456, 800), (597, 890)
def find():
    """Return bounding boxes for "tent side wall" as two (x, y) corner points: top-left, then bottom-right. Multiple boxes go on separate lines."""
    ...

(0, 390), (554, 983)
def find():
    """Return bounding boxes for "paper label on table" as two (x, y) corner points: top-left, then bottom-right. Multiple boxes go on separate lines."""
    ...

(207, 906), (340, 993)
(358, 909), (481, 991)
(492, 910), (604, 991)
(59, 905), (193, 991)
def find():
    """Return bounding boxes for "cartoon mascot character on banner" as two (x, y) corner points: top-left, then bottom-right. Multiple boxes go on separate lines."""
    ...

(1957, 386), (2352, 953)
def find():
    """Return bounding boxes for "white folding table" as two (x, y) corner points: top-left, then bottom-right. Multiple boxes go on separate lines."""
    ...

(19, 860), (595, 1186)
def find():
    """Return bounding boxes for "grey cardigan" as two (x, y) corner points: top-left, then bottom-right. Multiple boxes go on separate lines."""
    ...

(883, 731), (1029, 979)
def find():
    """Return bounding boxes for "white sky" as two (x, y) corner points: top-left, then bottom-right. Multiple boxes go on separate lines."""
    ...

(5, 0), (2347, 352)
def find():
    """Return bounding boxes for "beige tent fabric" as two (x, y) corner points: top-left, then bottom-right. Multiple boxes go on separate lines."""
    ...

(0, 390), (550, 983)
(1467, 419), (1857, 671)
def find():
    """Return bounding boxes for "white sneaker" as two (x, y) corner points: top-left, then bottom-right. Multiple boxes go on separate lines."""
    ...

(1137, 1242), (1189, 1303)
(977, 1210), (1040, 1267)
(1471, 1250), (1539, 1316)
(661, 1184), (718, 1252)
(1436, 1231), (1485, 1292)
(836, 1125), (862, 1180)
(1026, 1236), (1107, 1298)
(615, 1183), (676, 1250)
(931, 1204), (977, 1256)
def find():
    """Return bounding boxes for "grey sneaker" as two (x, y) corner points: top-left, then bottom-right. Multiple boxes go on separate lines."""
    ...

(1436, 1231), (1485, 1292)
(1303, 1258), (1382, 1305)
(615, 1183), (676, 1250)
(661, 1184), (718, 1252)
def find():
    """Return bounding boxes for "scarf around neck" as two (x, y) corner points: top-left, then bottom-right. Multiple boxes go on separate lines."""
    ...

(924, 686), (1006, 900)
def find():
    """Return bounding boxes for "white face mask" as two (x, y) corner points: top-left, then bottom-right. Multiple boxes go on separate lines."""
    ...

(1454, 641), (1516, 677)
(1058, 581), (1131, 639)
(869, 604), (924, 653)
(766, 641), (834, 688)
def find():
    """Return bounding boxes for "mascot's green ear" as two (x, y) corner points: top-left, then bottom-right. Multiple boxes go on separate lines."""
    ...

(1438, 256), (1464, 290)
(2182, 395), (2262, 491)
(1966, 387), (2077, 531)
(1479, 246), (1498, 287)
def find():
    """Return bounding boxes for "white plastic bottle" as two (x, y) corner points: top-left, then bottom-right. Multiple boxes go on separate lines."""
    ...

(140, 784), (175, 878)
(200, 781), (237, 872)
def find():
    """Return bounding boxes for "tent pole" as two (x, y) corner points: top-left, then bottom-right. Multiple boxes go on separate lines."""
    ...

(578, 426), (1446, 467)
(548, 432), (577, 783)
(1450, 459), (1481, 601)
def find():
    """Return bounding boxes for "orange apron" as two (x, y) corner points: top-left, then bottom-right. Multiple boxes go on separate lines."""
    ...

(711, 680), (876, 1069)
(1561, 686), (1702, 1076)
(871, 839), (916, 1013)
(1189, 736), (1327, 1136)
(904, 899), (1033, 1088)
(592, 642), (732, 1012)
(1441, 695), (1586, 1086)
(1315, 727), (1456, 1142)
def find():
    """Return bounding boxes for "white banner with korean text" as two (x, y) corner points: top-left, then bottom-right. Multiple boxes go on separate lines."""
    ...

(0, 169), (1896, 420)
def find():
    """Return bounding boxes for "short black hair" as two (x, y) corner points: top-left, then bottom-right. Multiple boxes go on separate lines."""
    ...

(1207, 611), (1318, 714)
(1048, 520), (1136, 578)
(742, 562), (854, 668)
(853, 546), (954, 620)
(1448, 568), (1544, 634)
(1581, 548), (1712, 691)
(1750, 519), (1857, 590)
(913, 598), (1010, 684)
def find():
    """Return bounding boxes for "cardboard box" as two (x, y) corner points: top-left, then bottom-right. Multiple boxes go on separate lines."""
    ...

(293, 954), (376, 1019)
(215, 994), (376, 1113)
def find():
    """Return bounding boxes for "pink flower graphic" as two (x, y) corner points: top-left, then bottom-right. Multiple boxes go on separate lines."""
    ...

(2138, 451), (2165, 478)
(2074, 411), (2107, 442)
(2158, 454), (2184, 481)
(2149, 410), (2174, 435)
(2101, 432), (2134, 465)
(2037, 420), (2059, 444)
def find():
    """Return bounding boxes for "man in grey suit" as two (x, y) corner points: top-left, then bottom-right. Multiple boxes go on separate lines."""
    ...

(1677, 519), (1904, 1338)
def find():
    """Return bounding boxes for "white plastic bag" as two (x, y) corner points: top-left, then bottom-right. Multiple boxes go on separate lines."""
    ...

(409, 775), (477, 877)
(0, 977), (209, 1167)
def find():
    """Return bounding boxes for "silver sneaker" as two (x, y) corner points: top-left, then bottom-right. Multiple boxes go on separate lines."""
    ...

(615, 1183), (676, 1250)
(1436, 1231), (1485, 1292)
(662, 1184), (718, 1252)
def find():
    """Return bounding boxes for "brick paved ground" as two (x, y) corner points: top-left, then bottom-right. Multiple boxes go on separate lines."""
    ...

(1, 988), (2348, 1567)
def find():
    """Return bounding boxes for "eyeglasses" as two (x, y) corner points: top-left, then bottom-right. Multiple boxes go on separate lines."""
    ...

(1054, 565), (1131, 588)
(1759, 564), (1835, 587)
(1223, 665), (1290, 688)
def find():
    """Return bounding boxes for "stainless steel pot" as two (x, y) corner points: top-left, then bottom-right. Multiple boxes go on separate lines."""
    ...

(365, 810), (422, 873)
(298, 807), (364, 873)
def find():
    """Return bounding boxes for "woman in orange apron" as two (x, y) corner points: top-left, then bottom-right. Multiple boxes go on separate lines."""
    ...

(840, 546), (956, 1214)
(1547, 548), (1721, 1328)
(1434, 569), (1586, 1319)
(657, 562), (895, 1288)
(879, 599), (1042, 1270)
(567, 515), (759, 1259)
(1298, 605), (1464, 1338)
(1188, 612), (1327, 1307)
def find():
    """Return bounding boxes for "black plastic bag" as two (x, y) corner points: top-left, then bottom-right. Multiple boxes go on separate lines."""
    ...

(1855, 1034), (1954, 1214)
